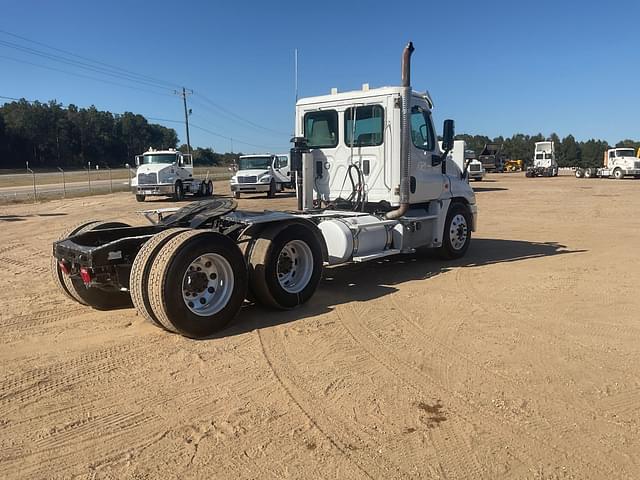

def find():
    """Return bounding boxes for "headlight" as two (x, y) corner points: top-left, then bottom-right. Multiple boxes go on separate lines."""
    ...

(230, 176), (237, 183)
(259, 175), (271, 183)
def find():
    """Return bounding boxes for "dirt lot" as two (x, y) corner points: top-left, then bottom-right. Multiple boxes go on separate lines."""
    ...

(1, 175), (639, 479)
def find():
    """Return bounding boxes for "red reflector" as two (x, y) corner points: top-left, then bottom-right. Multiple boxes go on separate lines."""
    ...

(79, 267), (93, 285)
(58, 260), (71, 275)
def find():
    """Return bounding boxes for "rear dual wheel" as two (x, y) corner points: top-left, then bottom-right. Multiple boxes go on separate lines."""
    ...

(145, 230), (247, 338)
(243, 223), (323, 310)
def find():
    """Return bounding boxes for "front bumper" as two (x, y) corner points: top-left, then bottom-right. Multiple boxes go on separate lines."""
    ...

(230, 183), (270, 193)
(134, 184), (174, 196)
(469, 203), (478, 231)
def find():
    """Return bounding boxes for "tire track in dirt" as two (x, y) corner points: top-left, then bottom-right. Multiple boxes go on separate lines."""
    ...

(335, 303), (504, 479)
(348, 299), (628, 477)
(258, 327), (409, 480)
(0, 338), (161, 416)
(453, 267), (640, 387)
(0, 307), (85, 332)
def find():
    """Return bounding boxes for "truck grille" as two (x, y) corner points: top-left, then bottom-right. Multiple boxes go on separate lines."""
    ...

(469, 164), (481, 172)
(138, 172), (157, 185)
(635, 161), (640, 169)
(237, 176), (257, 184)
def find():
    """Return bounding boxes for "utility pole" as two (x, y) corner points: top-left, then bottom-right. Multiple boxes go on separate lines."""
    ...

(175, 87), (193, 154)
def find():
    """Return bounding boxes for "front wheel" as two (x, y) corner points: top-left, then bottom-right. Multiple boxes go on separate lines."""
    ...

(437, 203), (472, 260)
(613, 168), (624, 180)
(233, 191), (241, 199)
(135, 194), (146, 202)
(206, 180), (214, 196)
(174, 181), (184, 201)
(246, 223), (323, 309)
(267, 180), (276, 198)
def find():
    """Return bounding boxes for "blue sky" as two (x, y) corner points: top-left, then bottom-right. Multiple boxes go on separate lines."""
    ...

(1, 0), (638, 153)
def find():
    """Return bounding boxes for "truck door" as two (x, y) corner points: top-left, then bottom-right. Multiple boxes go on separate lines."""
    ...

(273, 155), (290, 184)
(410, 104), (444, 201)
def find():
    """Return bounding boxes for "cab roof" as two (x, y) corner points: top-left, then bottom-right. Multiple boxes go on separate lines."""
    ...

(296, 86), (433, 109)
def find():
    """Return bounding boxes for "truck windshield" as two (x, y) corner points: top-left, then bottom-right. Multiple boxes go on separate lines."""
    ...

(141, 154), (177, 165)
(616, 149), (635, 157)
(239, 157), (272, 170)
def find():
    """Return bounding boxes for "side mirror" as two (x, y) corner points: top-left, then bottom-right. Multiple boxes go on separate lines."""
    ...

(441, 119), (455, 152)
(135, 156), (141, 166)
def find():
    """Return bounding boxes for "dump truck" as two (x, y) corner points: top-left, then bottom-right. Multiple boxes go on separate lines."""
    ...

(526, 141), (558, 177)
(51, 42), (478, 339)
(478, 143), (505, 172)
(131, 148), (214, 202)
(575, 148), (640, 179)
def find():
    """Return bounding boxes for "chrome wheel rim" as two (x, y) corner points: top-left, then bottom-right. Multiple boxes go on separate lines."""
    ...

(276, 240), (313, 294)
(182, 253), (234, 316)
(449, 214), (468, 251)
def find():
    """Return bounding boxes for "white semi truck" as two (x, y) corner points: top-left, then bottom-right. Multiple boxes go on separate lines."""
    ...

(131, 148), (214, 202)
(51, 42), (478, 339)
(230, 154), (292, 198)
(526, 141), (558, 177)
(575, 148), (640, 179)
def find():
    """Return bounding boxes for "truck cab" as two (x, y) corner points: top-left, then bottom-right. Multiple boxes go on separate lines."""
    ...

(526, 141), (558, 177)
(296, 82), (477, 256)
(605, 148), (640, 178)
(132, 148), (213, 202)
(230, 154), (292, 198)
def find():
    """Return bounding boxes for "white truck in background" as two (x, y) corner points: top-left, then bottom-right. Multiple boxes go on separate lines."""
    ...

(526, 141), (558, 177)
(575, 148), (640, 179)
(131, 148), (214, 202)
(438, 141), (484, 181)
(465, 150), (485, 181)
(230, 154), (292, 198)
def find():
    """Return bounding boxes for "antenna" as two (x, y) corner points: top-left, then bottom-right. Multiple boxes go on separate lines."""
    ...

(293, 48), (298, 137)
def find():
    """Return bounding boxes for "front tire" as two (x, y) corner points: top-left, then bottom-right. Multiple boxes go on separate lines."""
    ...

(613, 168), (624, 180)
(437, 203), (472, 260)
(267, 180), (276, 198)
(233, 191), (241, 199)
(174, 181), (184, 201)
(147, 230), (247, 338)
(135, 194), (146, 202)
(246, 223), (323, 309)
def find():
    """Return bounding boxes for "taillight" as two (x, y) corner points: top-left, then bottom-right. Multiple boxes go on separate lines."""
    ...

(58, 260), (71, 275)
(79, 267), (93, 285)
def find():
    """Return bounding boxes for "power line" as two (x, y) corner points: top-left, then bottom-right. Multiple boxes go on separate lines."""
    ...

(0, 29), (181, 90)
(192, 92), (290, 136)
(0, 54), (174, 98)
(0, 38), (175, 93)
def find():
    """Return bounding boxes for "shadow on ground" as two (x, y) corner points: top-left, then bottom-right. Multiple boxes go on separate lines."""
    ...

(216, 238), (586, 339)
(472, 186), (509, 192)
(0, 213), (68, 222)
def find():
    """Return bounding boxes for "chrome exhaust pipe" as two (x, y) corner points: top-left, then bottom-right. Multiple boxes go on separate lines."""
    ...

(386, 41), (414, 220)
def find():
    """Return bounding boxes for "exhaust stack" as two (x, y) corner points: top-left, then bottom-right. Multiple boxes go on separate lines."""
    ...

(386, 41), (414, 220)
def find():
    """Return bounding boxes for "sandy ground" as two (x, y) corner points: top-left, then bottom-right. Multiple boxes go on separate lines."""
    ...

(0, 175), (639, 479)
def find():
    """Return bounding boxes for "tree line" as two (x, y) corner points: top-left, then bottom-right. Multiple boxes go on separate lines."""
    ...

(456, 133), (640, 168)
(0, 99), (183, 169)
(2, 98), (638, 170)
